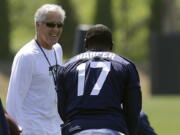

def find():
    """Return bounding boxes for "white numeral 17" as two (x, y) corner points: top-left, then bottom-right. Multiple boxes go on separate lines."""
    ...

(76, 62), (111, 96)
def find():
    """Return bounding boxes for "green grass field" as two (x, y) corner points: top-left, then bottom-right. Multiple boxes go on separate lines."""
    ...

(143, 96), (180, 135)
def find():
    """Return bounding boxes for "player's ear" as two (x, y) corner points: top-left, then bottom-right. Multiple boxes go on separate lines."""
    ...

(36, 22), (39, 27)
(84, 38), (88, 49)
(109, 41), (113, 51)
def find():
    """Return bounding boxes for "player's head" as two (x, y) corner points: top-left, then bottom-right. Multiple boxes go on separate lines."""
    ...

(84, 24), (113, 51)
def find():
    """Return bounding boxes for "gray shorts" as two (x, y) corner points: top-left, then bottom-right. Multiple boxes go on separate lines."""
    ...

(74, 128), (125, 135)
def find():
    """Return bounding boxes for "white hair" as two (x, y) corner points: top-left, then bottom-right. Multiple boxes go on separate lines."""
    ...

(34, 4), (66, 22)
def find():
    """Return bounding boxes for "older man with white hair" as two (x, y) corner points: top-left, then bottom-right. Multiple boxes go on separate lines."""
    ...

(6, 4), (66, 135)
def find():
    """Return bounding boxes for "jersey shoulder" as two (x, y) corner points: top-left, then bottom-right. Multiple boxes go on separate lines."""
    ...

(63, 51), (136, 71)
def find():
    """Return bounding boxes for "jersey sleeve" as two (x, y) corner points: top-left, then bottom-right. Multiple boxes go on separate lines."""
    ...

(123, 62), (142, 135)
(6, 53), (34, 125)
(56, 66), (66, 122)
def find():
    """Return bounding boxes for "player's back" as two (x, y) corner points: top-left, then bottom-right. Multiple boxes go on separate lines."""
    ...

(57, 51), (140, 135)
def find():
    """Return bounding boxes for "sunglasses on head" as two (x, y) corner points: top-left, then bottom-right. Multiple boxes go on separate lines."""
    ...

(45, 22), (63, 28)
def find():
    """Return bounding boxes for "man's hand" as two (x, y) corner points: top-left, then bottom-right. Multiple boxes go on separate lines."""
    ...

(5, 113), (22, 135)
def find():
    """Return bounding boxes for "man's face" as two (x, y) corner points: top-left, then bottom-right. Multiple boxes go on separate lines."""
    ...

(36, 12), (63, 49)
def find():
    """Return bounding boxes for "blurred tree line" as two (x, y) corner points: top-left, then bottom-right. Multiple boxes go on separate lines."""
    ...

(0, 0), (10, 60)
(0, 0), (180, 63)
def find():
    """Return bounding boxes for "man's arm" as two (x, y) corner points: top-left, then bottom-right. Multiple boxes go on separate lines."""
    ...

(124, 88), (142, 135)
(56, 66), (66, 122)
(123, 63), (142, 135)
(5, 112), (22, 135)
(6, 54), (33, 124)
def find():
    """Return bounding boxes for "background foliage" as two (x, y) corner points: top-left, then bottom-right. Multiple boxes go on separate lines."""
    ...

(0, 0), (10, 59)
(8, 0), (151, 63)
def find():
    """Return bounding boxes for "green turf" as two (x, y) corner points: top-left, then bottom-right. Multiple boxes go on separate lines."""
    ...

(143, 96), (180, 135)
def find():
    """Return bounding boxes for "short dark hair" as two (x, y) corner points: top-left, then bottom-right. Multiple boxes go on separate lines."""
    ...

(85, 24), (113, 50)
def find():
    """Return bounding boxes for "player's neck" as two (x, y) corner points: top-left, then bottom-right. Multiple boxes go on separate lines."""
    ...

(87, 47), (111, 52)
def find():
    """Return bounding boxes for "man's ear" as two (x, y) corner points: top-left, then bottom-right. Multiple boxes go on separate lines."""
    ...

(110, 41), (113, 51)
(36, 22), (40, 28)
(110, 46), (112, 51)
(84, 38), (88, 49)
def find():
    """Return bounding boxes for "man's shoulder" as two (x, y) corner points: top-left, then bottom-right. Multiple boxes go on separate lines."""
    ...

(112, 55), (134, 66)
(53, 43), (62, 49)
(53, 43), (63, 56)
(14, 40), (39, 60)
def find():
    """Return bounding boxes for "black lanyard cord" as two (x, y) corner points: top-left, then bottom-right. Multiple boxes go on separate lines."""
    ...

(35, 40), (58, 85)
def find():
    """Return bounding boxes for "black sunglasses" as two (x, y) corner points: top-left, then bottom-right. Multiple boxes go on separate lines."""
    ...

(45, 22), (63, 28)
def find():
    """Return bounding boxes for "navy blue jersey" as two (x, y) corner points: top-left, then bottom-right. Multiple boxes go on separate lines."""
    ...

(56, 51), (142, 135)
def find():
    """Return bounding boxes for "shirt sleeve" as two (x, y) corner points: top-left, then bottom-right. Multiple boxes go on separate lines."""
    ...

(59, 45), (63, 65)
(6, 53), (34, 125)
(56, 66), (66, 122)
(123, 62), (142, 135)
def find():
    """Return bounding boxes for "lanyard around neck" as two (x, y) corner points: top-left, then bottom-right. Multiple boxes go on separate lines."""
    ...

(35, 40), (58, 85)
